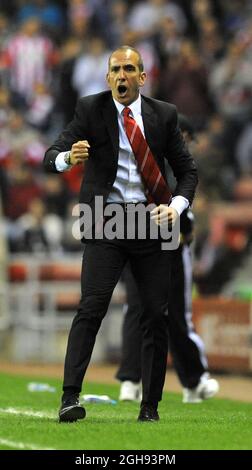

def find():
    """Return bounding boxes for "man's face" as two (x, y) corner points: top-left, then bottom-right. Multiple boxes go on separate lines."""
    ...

(106, 49), (146, 105)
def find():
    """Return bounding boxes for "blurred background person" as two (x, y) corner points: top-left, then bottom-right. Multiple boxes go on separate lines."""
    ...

(116, 115), (219, 403)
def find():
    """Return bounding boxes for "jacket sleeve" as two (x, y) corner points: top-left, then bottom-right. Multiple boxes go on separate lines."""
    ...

(166, 107), (198, 205)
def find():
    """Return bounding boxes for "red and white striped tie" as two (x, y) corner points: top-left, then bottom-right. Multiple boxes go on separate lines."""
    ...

(123, 107), (172, 205)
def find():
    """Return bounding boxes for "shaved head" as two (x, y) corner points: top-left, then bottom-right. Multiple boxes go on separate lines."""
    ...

(109, 46), (144, 72)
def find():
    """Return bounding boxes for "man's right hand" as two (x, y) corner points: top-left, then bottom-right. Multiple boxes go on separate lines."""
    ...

(70, 140), (90, 165)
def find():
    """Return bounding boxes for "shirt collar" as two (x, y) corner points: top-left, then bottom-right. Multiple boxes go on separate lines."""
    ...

(113, 94), (142, 118)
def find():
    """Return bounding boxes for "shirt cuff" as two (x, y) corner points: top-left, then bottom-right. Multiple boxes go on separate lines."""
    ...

(55, 151), (71, 172)
(169, 196), (189, 216)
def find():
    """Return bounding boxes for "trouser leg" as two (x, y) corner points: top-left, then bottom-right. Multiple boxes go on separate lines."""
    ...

(116, 262), (142, 382)
(130, 240), (171, 405)
(63, 240), (126, 392)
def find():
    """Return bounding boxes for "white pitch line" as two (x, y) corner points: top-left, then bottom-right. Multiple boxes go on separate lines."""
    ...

(0, 407), (55, 419)
(0, 438), (55, 450)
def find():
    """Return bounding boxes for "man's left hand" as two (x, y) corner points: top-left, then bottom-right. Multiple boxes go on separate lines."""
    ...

(150, 205), (179, 227)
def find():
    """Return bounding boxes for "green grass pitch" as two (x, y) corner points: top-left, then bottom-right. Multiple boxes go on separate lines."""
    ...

(0, 372), (251, 450)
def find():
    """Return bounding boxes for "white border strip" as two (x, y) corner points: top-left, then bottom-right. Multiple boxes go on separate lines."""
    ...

(0, 438), (55, 450)
(0, 407), (54, 419)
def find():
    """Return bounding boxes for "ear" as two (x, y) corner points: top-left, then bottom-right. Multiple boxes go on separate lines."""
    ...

(139, 71), (147, 87)
(106, 73), (110, 87)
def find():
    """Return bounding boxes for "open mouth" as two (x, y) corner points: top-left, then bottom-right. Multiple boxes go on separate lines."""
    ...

(117, 84), (128, 97)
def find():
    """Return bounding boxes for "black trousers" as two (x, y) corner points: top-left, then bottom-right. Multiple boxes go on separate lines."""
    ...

(116, 244), (207, 389)
(63, 236), (171, 404)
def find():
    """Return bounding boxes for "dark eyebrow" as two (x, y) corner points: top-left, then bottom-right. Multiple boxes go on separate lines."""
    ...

(110, 64), (137, 72)
(124, 64), (136, 70)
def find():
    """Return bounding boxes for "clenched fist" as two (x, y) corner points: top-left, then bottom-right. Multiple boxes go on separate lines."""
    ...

(70, 140), (90, 165)
(150, 205), (179, 227)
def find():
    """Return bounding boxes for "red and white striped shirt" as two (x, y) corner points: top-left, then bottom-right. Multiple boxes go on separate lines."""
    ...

(4, 33), (55, 101)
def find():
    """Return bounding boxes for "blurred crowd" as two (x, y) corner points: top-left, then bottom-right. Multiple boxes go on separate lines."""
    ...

(1, 0), (252, 294)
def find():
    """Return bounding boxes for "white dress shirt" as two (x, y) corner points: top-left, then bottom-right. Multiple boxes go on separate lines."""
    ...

(55, 94), (188, 215)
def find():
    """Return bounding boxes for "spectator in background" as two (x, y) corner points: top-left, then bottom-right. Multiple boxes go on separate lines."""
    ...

(193, 220), (250, 296)
(2, 17), (57, 109)
(16, 0), (65, 41)
(4, 156), (43, 221)
(106, 0), (129, 49)
(158, 39), (213, 129)
(25, 82), (54, 133)
(72, 36), (110, 98)
(157, 16), (182, 64)
(43, 174), (69, 218)
(0, 110), (47, 166)
(209, 38), (252, 124)
(67, 0), (92, 41)
(209, 36), (252, 172)
(67, 0), (92, 26)
(9, 197), (63, 254)
(192, 114), (234, 200)
(57, 37), (82, 125)
(128, 0), (187, 39)
(197, 17), (225, 67)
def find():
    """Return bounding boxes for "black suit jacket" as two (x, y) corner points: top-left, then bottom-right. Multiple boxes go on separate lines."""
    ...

(44, 91), (198, 207)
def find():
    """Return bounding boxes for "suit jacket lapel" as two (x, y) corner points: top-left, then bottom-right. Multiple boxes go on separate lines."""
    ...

(141, 97), (160, 156)
(101, 96), (119, 161)
(101, 95), (161, 163)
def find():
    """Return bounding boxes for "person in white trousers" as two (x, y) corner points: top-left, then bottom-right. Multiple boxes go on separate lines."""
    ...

(116, 114), (219, 403)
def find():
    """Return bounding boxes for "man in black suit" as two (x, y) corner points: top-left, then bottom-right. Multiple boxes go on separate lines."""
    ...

(44, 46), (198, 423)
